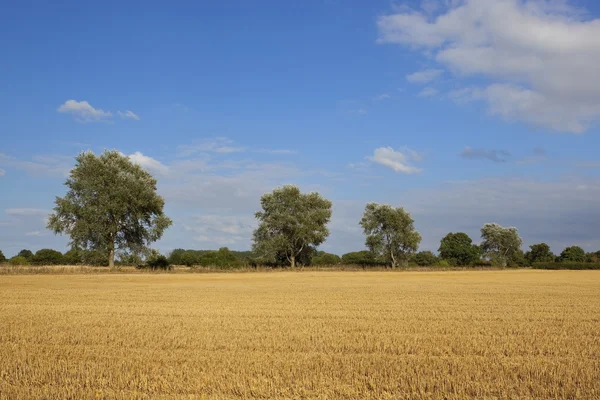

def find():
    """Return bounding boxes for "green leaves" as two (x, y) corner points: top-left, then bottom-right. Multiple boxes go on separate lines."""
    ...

(360, 203), (421, 267)
(438, 232), (481, 266)
(47, 150), (172, 267)
(480, 223), (522, 267)
(252, 185), (332, 267)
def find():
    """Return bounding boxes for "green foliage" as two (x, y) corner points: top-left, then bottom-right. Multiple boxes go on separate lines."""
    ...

(412, 251), (439, 266)
(525, 243), (555, 265)
(312, 252), (341, 266)
(168, 248), (246, 268)
(32, 249), (64, 265)
(9, 256), (29, 266)
(438, 232), (481, 266)
(63, 248), (83, 265)
(341, 251), (383, 267)
(118, 252), (143, 266)
(436, 259), (451, 267)
(533, 262), (600, 270)
(18, 249), (34, 260)
(585, 251), (600, 263)
(167, 249), (187, 265)
(253, 185), (332, 268)
(480, 223), (523, 267)
(508, 249), (528, 268)
(360, 203), (421, 268)
(559, 246), (586, 262)
(47, 150), (172, 268)
(0, 250), (5, 264)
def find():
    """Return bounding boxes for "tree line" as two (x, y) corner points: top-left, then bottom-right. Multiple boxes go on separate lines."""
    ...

(1, 150), (598, 270)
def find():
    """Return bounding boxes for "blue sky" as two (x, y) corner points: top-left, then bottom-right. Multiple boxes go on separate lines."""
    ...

(2, 0), (600, 257)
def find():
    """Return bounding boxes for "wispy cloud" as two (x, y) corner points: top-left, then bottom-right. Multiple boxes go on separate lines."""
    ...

(406, 69), (443, 84)
(0, 169), (4, 177)
(418, 87), (439, 97)
(117, 110), (140, 120)
(177, 138), (246, 157)
(374, 93), (391, 101)
(57, 100), (112, 123)
(5, 208), (48, 217)
(460, 147), (511, 163)
(0, 153), (72, 177)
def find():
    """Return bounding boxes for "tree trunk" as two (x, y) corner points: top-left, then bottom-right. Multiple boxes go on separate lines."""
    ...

(290, 254), (296, 268)
(108, 248), (115, 269)
(390, 249), (397, 268)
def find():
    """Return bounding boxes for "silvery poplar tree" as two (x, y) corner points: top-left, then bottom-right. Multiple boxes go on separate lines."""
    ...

(252, 185), (332, 268)
(480, 223), (523, 267)
(360, 203), (421, 268)
(47, 150), (172, 268)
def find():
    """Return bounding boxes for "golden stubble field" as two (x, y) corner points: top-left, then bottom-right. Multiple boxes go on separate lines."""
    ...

(0, 270), (599, 399)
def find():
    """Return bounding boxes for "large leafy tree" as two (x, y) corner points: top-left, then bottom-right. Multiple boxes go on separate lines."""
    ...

(359, 203), (421, 268)
(480, 223), (522, 267)
(252, 185), (332, 268)
(525, 243), (555, 265)
(47, 150), (172, 268)
(559, 246), (586, 262)
(438, 232), (481, 266)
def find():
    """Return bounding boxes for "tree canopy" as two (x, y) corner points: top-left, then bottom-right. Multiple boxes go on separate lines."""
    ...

(47, 150), (172, 268)
(525, 243), (555, 265)
(438, 232), (481, 266)
(559, 246), (586, 262)
(480, 223), (523, 267)
(359, 203), (421, 268)
(252, 185), (332, 268)
(0, 250), (5, 264)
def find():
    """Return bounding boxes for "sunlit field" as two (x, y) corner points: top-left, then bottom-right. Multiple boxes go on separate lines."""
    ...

(1, 270), (599, 399)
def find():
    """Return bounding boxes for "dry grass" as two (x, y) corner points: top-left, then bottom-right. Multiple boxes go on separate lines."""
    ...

(0, 270), (599, 399)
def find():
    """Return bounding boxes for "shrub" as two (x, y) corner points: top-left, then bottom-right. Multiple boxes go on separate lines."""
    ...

(32, 249), (65, 265)
(147, 255), (171, 270)
(312, 252), (341, 266)
(63, 248), (83, 265)
(436, 259), (451, 267)
(9, 256), (29, 266)
(17, 249), (34, 260)
(81, 250), (109, 266)
(341, 251), (383, 267)
(559, 246), (586, 263)
(412, 251), (439, 266)
(0, 250), (5, 264)
(533, 262), (600, 270)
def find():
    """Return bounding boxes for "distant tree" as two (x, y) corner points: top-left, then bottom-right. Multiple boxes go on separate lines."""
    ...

(312, 252), (342, 266)
(585, 251), (600, 263)
(32, 249), (64, 265)
(144, 249), (171, 270)
(559, 246), (586, 262)
(360, 203), (421, 268)
(47, 150), (172, 268)
(0, 250), (5, 264)
(525, 243), (555, 265)
(118, 251), (143, 266)
(509, 249), (528, 268)
(18, 249), (34, 260)
(63, 247), (83, 265)
(341, 250), (380, 266)
(168, 248), (187, 265)
(9, 256), (29, 266)
(252, 185), (332, 268)
(480, 223), (523, 267)
(438, 232), (481, 266)
(412, 251), (439, 266)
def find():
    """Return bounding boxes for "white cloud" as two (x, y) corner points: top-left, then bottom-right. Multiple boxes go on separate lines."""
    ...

(117, 110), (140, 120)
(378, 0), (600, 133)
(127, 152), (169, 175)
(418, 87), (439, 97)
(369, 147), (423, 174)
(406, 69), (443, 84)
(357, 108), (368, 115)
(0, 169), (4, 176)
(57, 100), (112, 123)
